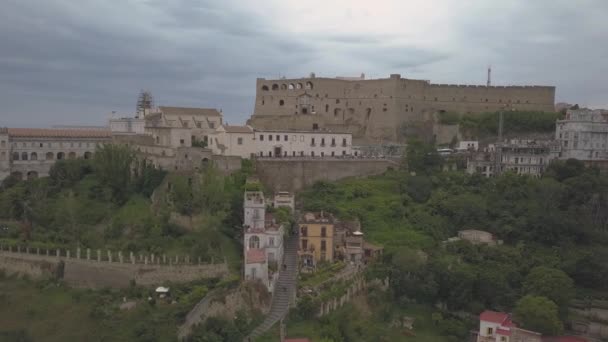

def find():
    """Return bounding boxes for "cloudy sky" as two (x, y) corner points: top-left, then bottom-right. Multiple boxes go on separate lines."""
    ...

(1, 0), (607, 127)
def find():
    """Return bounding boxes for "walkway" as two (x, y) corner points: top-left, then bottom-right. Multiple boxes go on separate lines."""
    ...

(246, 232), (299, 341)
(177, 289), (221, 340)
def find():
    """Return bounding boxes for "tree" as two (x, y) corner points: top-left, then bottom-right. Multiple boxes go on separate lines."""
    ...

(92, 144), (135, 203)
(405, 176), (433, 203)
(404, 139), (442, 174)
(514, 295), (563, 335)
(523, 266), (574, 315)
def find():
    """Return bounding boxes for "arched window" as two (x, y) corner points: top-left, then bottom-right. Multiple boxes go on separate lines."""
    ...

(248, 235), (260, 249)
(279, 100), (284, 106)
(84, 151), (92, 159)
(12, 152), (19, 161)
(30, 152), (37, 161)
(288, 84), (295, 90)
(261, 85), (269, 91)
(57, 152), (65, 160)
(21, 152), (28, 160)
(280, 84), (287, 90)
(46, 152), (54, 160)
(305, 82), (313, 90)
(68, 152), (76, 159)
(272, 84), (279, 90)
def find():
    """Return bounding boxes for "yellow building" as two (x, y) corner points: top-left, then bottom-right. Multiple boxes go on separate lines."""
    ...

(298, 212), (335, 268)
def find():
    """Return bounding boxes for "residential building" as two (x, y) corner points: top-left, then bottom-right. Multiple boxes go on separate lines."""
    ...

(457, 140), (479, 152)
(298, 212), (335, 269)
(475, 310), (588, 342)
(273, 191), (295, 211)
(243, 190), (285, 292)
(467, 140), (558, 178)
(477, 311), (540, 342)
(555, 109), (608, 167)
(209, 125), (256, 158)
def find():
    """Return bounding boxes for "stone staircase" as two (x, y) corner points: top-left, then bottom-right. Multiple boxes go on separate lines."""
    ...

(246, 233), (299, 341)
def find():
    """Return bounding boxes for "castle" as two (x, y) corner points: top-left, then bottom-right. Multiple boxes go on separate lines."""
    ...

(248, 73), (555, 143)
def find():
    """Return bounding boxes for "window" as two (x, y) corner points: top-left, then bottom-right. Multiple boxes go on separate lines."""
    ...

(321, 152), (324, 157)
(284, 135), (288, 141)
(312, 123), (319, 130)
(292, 135), (296, 141)
(269, 135), (273, 141)
(331, 151), (335, 156)
(311, 151), (315, 157)
(196, 122), (202, 128)
(301, 239), (308, 250)
(180, 139), (185, 146)
(321, 138), (325, 146)
(325, 104), (329, 112)
(249, 236), (260, 249)
(276, 135), (280, 141)
(342, 138), (347, 147)
(260, 134), (264, 141)
(321, 227), (327, 237)
(279, 100), (284, 106)
(12, 152), (19, 161)
(311, 138), (315, 146)
(269, 237), (275, 247)
(237, 137), (243, 145)
(21, 152), (28, 160)
(300, 135), (304, 142)
(39, 143), (43, 147)
(293, 151), (296, 156)
(331, 138), (335, 146)
(209, 122), (215, 129)
(487, 328), (493, 335)
(0, 140), (4, 148)
(500, 337), (506, 342)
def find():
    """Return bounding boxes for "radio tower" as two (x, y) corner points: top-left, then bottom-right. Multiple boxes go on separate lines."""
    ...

(487, 65), (492, 87)
(136, 90), (154, 118)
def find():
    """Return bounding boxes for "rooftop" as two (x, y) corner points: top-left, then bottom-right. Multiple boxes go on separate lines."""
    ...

(158, 106), (222, 117)
(222, 125), (253, 133)
(7, 128), (112, 138)
(246, 249), (266, 264)
(480, 310), (510, 325)
(301, 211), (335, 224)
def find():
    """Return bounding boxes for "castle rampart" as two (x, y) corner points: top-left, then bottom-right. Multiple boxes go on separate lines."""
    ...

(248, 74), (555, 143)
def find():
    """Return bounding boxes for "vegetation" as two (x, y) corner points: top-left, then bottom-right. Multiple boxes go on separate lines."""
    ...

(299, 149), (608, 338)
(438, 110), (563, 137)
(0, 148), (254, 265)
(514, 295), (564, 335)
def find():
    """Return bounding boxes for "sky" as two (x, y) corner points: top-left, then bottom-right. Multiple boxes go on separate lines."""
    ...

(1, 0), (607, 127)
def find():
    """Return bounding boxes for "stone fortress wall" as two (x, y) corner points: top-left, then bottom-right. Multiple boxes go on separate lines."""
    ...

(248, 74), (555, 143)
(0, 245), (229, 288)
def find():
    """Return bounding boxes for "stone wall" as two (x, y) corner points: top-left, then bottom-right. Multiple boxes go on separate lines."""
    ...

(317, 275), (367, 317)
(254, 158), (396, 192)
(249, 74), (555, 142)
(0, 246), (229, 288)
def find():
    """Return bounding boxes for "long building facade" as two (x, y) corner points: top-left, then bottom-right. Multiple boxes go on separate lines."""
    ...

(248, 73), (555, 143)
(0, 127), (111, 181)
(556, 109), (608, 164)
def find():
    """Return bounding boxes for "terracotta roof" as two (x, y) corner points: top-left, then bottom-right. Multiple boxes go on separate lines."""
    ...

(246, 249), (266, 264)
(223, 125), (253, 133)
(8, 128), (111, 138)
(497, 328), (511, 336)
(480, 311), (510, 324)
(159, 106), (221, 117)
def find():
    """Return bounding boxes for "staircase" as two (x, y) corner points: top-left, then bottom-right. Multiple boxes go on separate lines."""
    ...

(246, 233), (299, 341)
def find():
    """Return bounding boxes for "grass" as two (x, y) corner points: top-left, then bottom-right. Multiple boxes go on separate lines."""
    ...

(0, 275), (223, 342)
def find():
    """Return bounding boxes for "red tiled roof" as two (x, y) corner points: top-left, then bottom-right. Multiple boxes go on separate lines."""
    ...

(246, 249), (266, 264)
(497, 328), (511, 336)
(8, 128), (111, 138)
(480, 311), (510, 324)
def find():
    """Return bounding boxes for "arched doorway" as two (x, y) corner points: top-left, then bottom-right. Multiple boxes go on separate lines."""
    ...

(57, 152), (65, 160)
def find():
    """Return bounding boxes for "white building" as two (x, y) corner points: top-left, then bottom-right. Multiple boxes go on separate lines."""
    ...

(210, 125), (353, 158)
(556, 109), (608, 162)
(476, 310), (542, 342)
(467, 140), (558, 178)
(273, 191), (295, 211)
(456, 140), (479, 152)
(243, 190), (285, 292)
(109, 117), (145, 135)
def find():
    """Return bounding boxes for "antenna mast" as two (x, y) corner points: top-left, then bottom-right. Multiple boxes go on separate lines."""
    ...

(487, 65), (492, 87)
